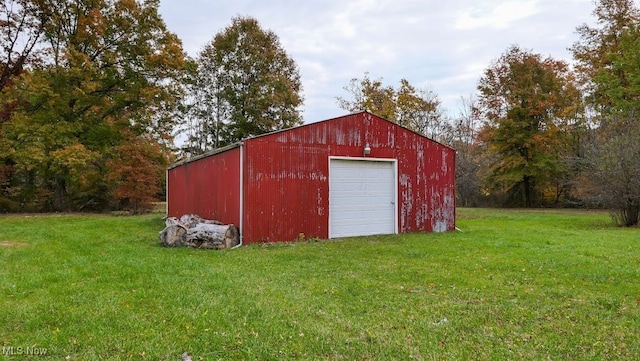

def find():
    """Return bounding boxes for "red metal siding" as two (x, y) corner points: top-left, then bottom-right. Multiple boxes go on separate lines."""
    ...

(167, 147), (241, 227)
(240, 112), (456, 244)
(243, 140), (329, 243)
(394, 124), (456, 233)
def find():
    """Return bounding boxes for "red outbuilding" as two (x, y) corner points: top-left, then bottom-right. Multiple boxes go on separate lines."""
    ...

(167, 111), (455, 245)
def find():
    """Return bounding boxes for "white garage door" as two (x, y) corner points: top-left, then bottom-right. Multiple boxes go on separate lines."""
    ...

(329, 158), (397, 238)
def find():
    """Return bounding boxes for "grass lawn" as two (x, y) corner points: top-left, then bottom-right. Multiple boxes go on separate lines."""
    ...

(1, 208), (638, 360)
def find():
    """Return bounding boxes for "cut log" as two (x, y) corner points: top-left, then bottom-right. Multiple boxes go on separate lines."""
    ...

(179, 214), (222, 228)
(159, 214), (239, 249)
(185, 223), (239, 249)
(159, 224), (187, 247)
(165, 217), (181, 227)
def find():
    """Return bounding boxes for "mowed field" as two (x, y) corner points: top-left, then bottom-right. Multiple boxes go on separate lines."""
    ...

(0, 208), (638, 360)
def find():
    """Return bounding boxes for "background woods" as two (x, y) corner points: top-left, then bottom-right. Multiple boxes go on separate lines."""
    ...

(0, 0), (183, 212)
(333, 0), (640, 226)
(1, 0), (639, 226)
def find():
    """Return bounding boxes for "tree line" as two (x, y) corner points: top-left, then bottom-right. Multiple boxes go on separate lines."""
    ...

(333, 0), (640, 226)
(0, 0), (183, 213)
(1, 0), (639, 226)
(479, 0), (640, 226)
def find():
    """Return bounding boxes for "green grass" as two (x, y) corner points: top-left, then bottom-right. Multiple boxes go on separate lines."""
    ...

(1, 208), (638, 360)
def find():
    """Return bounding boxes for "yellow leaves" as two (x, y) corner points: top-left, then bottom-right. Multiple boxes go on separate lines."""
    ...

(50, 144), (99, 175)
(76, 6), (107, 43)
(337, 73), (444, 137)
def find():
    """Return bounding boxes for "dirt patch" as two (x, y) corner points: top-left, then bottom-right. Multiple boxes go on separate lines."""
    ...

(0, 241), (28, 247)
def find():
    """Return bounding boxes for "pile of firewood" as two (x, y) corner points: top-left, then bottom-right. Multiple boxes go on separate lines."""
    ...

(159, 214), (239, 249)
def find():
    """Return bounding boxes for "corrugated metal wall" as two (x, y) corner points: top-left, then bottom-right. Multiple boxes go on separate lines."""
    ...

(167, 147), (241, 227)
(241, 112), (456, 243)
(394, 121), (456, 233)
(243, 139), (329, 243)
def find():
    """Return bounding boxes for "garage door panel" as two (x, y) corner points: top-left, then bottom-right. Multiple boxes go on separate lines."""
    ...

(329, 158), (396, 238)
(332, 204), (393, 214)
(332, 197), (393, 208)
(331, 220), (392, 235)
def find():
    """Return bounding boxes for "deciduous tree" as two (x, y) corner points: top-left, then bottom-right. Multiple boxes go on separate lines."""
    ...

(477, 45), (581, 207)
(571, 0), (640, 111)
(182, 16), (303, 153)
(451, 95), (486, 207)
(583, 116), (640, 226)
(337, 73), (449, 142)
(0, 0), (184, 211)
(0, 0), (49, 91)
(337, 72), (396, 121)
(572, 0), (640, 225)
(107, 134), (168, 214)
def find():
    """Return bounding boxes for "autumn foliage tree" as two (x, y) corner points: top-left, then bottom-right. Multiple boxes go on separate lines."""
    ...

(337, 73), (449, 142)
(0, 0), (184, 212)
(0, 0), (48, 92)
(106, 135), (168, 213)
(571, 0), (640, 111)
(337, 73), (397, 121)
(182, 16), (303, 155)
(572, 0), (640, 225)
(477, 45), (582, 207)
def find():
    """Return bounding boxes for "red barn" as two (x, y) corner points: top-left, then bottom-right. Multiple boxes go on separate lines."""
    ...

(167, 111), (455, 245)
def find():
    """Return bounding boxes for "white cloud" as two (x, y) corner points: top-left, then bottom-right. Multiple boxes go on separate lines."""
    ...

(455, 1), (540, 30)
(159, 0), (596, 122)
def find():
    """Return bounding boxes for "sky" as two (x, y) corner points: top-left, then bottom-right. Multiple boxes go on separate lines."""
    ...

(158, 0), (598, 123)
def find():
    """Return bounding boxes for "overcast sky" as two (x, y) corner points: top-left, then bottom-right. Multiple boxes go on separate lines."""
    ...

(158, 0), (598, 123)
